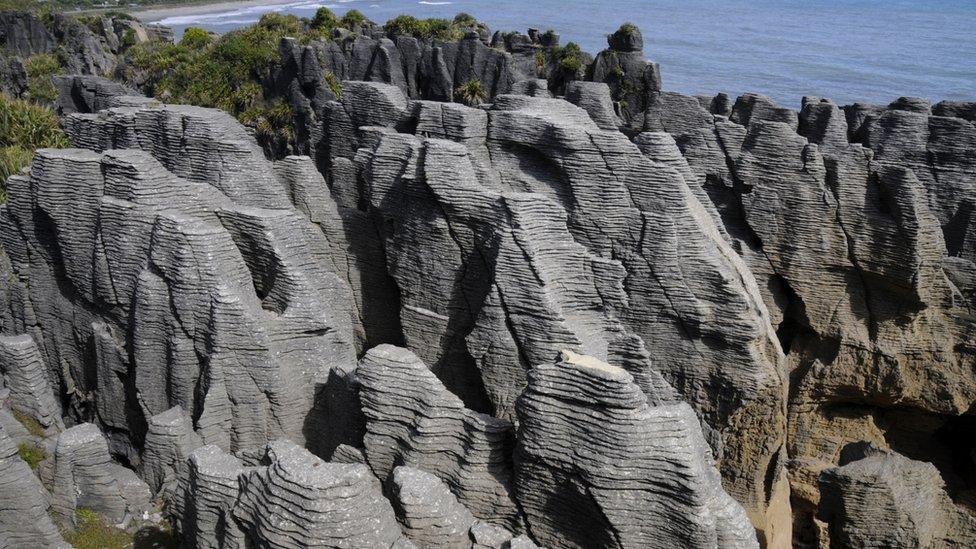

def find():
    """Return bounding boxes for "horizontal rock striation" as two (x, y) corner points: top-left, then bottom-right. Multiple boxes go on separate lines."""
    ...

(641, 83), (976, 546)
(357, 344), (521, 529)
(0, 102), (357, 461)
(1, 16), (975, 548)
(235, 440), (403, 548)
(515, 352), (757, 549)
(0, 424), (67, 548)
(0, 334), (62, 433)
(51, 422), (151, 527)
(391, 465), (477, 548)
(818, 446), (976, 548)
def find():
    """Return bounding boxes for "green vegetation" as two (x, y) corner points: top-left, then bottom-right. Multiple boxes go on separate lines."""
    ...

(121, 27), (137, 48)
(554, 42), (584, 72)
(535, 50), (547, 76)
(64, 508), (132, 549)
(340, 9), (367, 29)
(0, 94), (69, 200)
(125, 14), (327, 148)
(383, 15), (467, 41)
(179, 26), (212, 49)
(452, 12), (478, 27)
(323, 70), (342, 98)
(11, 409), (46, 437)
(618, 22), (639, 35)
(455, 78), (487, 106)
(17, 441), (46, 469)
(24, 53), (62, 103)
(311, 7), (340, 31)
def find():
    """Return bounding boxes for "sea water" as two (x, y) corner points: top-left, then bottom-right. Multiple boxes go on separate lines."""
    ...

(149, 0), (976, 108)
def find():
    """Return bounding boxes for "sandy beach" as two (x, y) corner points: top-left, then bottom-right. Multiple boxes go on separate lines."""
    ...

(132, 0), (300, 23)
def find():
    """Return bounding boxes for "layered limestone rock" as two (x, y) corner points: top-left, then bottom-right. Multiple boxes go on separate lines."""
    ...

(0, 334), (62, 433)
(638, 83), (976, 546)
(50, 422), (151, 527)
(590, 24), (662, 127)
(2, 17), (974, 544)
(0, 102), (357, 461)
(235, 440), (403, 548)
(357, 344), (521, 529)
(141, 406), (203, 500)
(317, 80), (788, 541)
(515, 352), (757, 549)
(173, 444), (246, 548)
(818, 447), (976, 548)
(0, 424), (67, 548)
(391, 466), (478, 548)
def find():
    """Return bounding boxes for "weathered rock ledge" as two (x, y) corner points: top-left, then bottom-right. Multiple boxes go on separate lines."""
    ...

(0, 15), (975, 549)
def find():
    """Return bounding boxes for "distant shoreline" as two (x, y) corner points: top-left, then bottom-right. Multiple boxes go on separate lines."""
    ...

(126, 0), (300, 24)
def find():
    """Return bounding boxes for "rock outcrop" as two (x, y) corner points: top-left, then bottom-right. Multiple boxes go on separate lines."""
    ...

(515, 352), (757, 549)
(1, 13), (975, 548)
(391, 465), (478, 548)
(235, 440), (403, 548)
(357, 344), (520, 529)
(819, 446), (976, 548)
(0, 334), (62, 433)
(0, 9), (165, 99)
(51, 422), (151, 527)
(0, 424), (67, 548)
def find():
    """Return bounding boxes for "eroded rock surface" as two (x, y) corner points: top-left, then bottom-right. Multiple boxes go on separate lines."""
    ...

(0, 424), (67, 548)
(515, 352), (757, 549)
(1, 17), (974, 546)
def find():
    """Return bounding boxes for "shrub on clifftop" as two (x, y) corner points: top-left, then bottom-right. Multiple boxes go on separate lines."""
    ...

(0, 93), (68, 199)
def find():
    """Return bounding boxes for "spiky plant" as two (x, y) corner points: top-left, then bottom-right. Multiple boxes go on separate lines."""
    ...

(455, 78), (487, 106)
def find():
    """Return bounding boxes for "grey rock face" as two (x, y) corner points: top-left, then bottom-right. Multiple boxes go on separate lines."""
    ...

(51, 422), (150, 526)
(318, 81), (786, 539)
(174, 444), (246, 548)
(0, 334), (62, 433)
(235, 439), (402, 548)
(819, 448), (976, 548)
(357, 345), (520, 529)
(53, 74), (143, 115)
(1, 103), (356, 461)
(141, 406), (203, 499)
(0, 424), (67, 548)
(391, 466), (477, 548)
(0, 10), (53, 57)
(515, 352), (757, 549)
(564, 81), (621, 130)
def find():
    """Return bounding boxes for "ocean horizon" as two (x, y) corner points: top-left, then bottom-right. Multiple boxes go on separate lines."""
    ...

(147, 0), (976, 108)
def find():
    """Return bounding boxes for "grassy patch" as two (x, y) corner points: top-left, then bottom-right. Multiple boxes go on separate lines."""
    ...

(24, 53), (63, 104)
(11, 409), (47, 437)
(17, 441), (47, 469)
(618, 22), (639, 35)
(323, 70), (342, 98)
(0, 93), (69, 198)
(455, 78), (487, 106)
(64, 508), (133, 549)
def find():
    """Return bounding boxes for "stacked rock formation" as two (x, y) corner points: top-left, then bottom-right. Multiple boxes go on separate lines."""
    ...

(0, 334), (62, 433)
(1, 15), (975, 549)
(51, 422), (151, 527)
(0, 424), (67, 547)
(515, 351), (757, 548)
